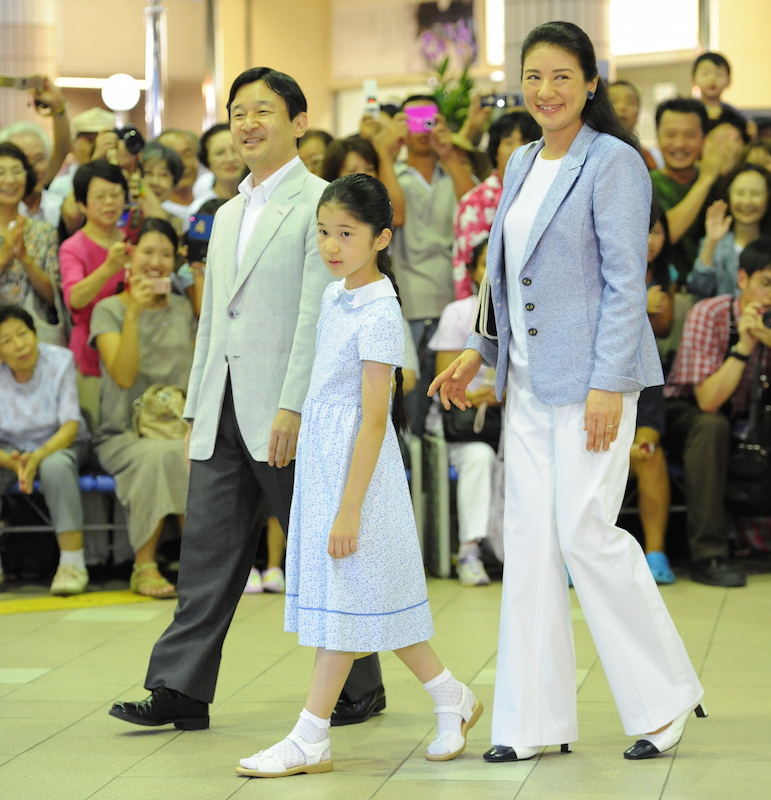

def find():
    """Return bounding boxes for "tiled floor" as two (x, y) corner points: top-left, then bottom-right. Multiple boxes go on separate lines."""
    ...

(1, 568), (770, 800)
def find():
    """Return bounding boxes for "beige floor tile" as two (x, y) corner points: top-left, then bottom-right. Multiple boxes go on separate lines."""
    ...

(375, 780), (520, 800)
(69, 775), (239, 800)
(0, 699), (103, 720)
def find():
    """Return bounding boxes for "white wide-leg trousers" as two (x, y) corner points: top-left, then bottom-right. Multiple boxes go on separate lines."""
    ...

(491, 373), (703, 747)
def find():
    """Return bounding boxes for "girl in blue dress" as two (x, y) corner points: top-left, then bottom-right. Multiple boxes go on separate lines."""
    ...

(237, 174), (483, 778)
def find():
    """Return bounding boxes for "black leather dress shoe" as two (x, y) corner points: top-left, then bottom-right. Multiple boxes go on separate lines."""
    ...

(691, 557), (746, 587)
(330, 684), (386, 727)
(109, 686), (209, 730)
(483, 744), (571, 762)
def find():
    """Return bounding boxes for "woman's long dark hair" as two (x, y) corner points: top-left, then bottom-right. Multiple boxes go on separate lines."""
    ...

(649, 197), (672, 291)
(317, 174), (409, 433)
(521, 22), (639, 151)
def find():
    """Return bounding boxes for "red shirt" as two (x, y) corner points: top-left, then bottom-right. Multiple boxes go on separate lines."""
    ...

(59, 230), (124, 377)
(665, 294), (771, 416)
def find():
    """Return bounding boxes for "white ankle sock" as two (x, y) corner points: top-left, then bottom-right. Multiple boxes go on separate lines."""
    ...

(424, 669), (468, 734)
(59, 549), (86, 570)
(458, 541), (480, 559)
(264, 709), (331, 769)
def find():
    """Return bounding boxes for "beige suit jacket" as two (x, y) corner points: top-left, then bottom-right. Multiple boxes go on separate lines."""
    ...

(184, 161), (330, 461)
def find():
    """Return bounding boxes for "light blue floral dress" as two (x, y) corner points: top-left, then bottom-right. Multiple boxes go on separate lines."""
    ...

(285, 277), (434, 652)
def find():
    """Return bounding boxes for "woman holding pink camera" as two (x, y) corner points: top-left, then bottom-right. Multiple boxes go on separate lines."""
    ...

(91, 218), (195, 598)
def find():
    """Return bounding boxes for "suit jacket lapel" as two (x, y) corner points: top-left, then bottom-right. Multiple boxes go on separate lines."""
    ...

(229, 163), (306, 300)
(216, 199), (242, 297)
(519, 125), (599, 271)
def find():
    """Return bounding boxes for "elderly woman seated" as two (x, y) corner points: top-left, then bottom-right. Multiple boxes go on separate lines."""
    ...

(0, 305), (90, 594)
(90, 218), (195, 598)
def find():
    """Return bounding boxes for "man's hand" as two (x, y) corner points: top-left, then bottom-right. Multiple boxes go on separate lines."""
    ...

(698, 134), (724, 184)
(429, 114), (455, 162)
(741, 301), (771, 350)
(428, 349), (483, 410)
(268, 409), (301, 468)
(327, 509), (360, 558)
(584, 389), (623, 453)
(92, 129), (119, 164)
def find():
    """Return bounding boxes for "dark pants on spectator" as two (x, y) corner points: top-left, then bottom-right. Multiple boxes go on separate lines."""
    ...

(145, 379), (381, 704)
(407, 318), (440, 435)
(664, 399), (731, 561)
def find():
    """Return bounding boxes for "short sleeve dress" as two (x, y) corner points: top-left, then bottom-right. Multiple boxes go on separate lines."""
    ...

(284, 277), (434, 652)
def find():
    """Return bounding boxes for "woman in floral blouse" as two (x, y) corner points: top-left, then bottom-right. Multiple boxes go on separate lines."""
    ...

(0, 142), (59, 317)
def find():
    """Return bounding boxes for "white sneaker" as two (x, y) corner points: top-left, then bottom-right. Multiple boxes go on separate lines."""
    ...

(50, 564), (89, 596)
(243, 567), (263, 594)
(457, 554), (491, 587)
(262, 567), (285, 594)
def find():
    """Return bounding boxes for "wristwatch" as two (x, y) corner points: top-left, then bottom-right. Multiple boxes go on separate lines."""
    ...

(729, 346), (750, 362)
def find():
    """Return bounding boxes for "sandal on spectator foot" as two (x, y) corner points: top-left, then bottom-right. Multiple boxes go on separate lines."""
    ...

(236, 733), (333, 777)
(130, 562), (177, 599)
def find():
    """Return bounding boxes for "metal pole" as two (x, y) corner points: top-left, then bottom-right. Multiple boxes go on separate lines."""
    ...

(202, 0), (219, 130)
(698, 0), (711, 51)
(145, 0), (168, 138)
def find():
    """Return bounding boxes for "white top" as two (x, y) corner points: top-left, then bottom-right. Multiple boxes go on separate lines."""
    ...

(236, 156), (301, 268)
(504, 153), (563, 384)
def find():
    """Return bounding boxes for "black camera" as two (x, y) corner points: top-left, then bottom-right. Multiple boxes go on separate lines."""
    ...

(762, 309), (771, 329)
(114, 126), (145, 155)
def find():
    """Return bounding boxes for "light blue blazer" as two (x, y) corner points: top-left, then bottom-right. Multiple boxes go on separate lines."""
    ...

(467, 124), (663, 406)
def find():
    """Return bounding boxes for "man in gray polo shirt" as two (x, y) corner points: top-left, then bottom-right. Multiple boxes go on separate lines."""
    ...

(392, 95), (476, 433)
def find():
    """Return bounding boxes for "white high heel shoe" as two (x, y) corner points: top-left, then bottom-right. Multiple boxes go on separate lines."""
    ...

(623, 703), (707, 760)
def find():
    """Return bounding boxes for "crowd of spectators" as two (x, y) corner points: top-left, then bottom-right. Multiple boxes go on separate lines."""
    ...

(1, 50), (770, 595)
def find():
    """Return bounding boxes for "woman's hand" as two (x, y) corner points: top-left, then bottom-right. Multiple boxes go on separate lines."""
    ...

(126, 275), (158, 310)
(704, 199), (732, 244)
(328, 509), (360, 558)
(584, 389), (623, 452)
(0, 217), (24, 270)
(15, 450), (42, 494)
(106, 240), (130, 276)
(428, 349), (483, 410)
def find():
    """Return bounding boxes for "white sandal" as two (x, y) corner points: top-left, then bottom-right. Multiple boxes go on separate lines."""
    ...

(236, 732), (333, 777)
(425, 683), (484, 761)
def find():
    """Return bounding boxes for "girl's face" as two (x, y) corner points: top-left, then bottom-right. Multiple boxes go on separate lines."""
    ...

(128, 231), (176, 281)
(317, 204), (391, 289)
(729, 170), (768, 226)
(207, 130), (243, 184)
(521, 45), (597, 138)
(471, 243), (488, 287)
(0, 156), (28, 207)
(648, 219), (666, 264)
(142, 158), (175, 203)
(340, 151), (377, 179)
(0, 317), (38, 378)
(82, 176), (125, 228)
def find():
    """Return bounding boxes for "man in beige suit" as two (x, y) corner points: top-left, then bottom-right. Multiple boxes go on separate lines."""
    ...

(109, 68), (384, 730)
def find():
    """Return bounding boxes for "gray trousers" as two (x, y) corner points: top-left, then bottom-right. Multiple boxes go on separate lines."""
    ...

(664, 399), (732, 561)
(145, 379), (381, 704)
(0, 441), (88, 534)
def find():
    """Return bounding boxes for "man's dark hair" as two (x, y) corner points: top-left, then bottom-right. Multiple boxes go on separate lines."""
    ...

(227, 68), (307, 120)
(655, 97), (709, 134)
(401, 94), (438, 109)
(72, 159), (128, 205)
(609, 80), (641, 105)
(706, 107), (750, 144)
(0, 304), (36, 334)
(487, 111), (541, 169)
(0, 141), (37, 196)
(739, 235), (771, 277)
(693, 52), (731, 78)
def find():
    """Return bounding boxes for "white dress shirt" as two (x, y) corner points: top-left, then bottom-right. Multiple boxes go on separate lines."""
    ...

(236, 155), (301, 268)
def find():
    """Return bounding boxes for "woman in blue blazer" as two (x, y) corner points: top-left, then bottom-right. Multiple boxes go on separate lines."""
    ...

(431, 22), (704, 762)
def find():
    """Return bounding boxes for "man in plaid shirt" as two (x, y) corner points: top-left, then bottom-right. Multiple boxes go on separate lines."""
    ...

(665, 237), (771, 586)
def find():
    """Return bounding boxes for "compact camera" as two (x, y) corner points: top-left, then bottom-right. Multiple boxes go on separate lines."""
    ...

(114, 126), (145, 155)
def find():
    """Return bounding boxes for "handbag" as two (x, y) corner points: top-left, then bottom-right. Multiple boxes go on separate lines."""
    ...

(443, 404), (502, 448)
(472, 272), (497, 340)
(132, 384), (189, 440)
(23, 285), (71, 347)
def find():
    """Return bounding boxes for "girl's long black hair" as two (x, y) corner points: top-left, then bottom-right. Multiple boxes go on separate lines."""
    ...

(649, 196), (673, 291)
(521, 21), (640, 153)
(317, 173), (409, 433)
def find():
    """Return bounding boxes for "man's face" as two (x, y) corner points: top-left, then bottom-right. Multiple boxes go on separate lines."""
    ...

(158, 132), (198, 190)
(608, 84), (639, 133)
(693, 61), (730, 103)
(9, 132), (47, 194)
(403, 101), (437, 157)
(657, 111), (704, 173)
(739, 267), (771, 308)
(229, 81), (307, 177)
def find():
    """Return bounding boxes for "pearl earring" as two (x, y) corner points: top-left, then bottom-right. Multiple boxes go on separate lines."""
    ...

(587, 90), (596, 100)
